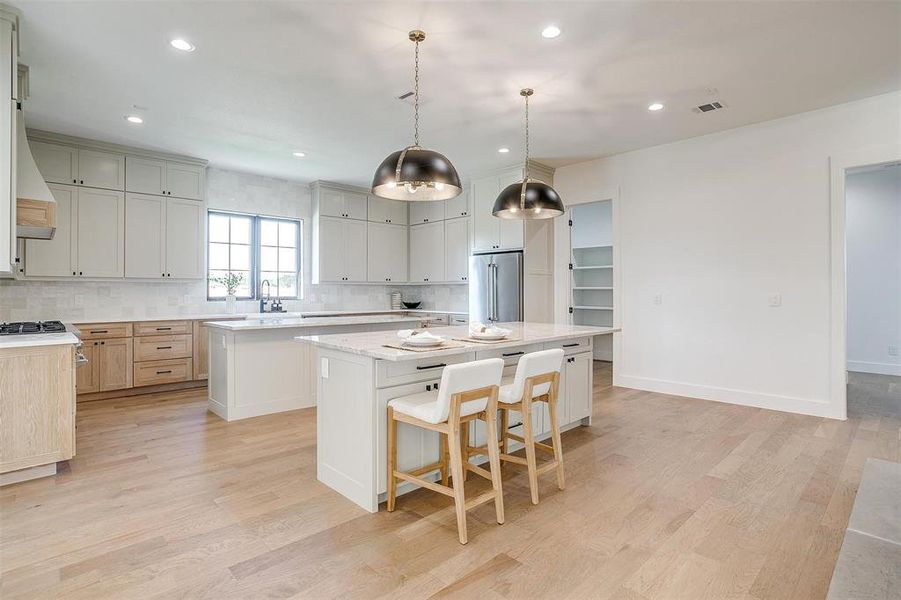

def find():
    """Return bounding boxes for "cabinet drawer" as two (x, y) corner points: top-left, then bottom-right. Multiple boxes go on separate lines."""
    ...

(134, 320), (191, 336)
(544, 337), (592, 355)
(134, 334), (193, 362)
(76, 322), (133, 340)
(421, 313), (449, 326)
(449, 314), (469, 326)
(375, 352), (474, 388)
(474, 343), (544, 366)
(133, 358), (193, 386)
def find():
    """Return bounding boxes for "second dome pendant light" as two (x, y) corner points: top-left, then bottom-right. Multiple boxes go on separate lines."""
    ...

(492, 88), (565, 220)
(371, 30), (462, 202)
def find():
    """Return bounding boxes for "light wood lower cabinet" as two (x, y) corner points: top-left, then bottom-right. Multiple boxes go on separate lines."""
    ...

(0, 344), (76, 474)
(134, 358), (194, 387)
(134, 320), (191, 336)
(134, 334), (192, 362)
(76, 341), (100, 393)
(98, 338), (134, 392)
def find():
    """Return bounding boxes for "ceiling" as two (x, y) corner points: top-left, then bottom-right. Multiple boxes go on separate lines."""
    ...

(12, 1), (901, 186)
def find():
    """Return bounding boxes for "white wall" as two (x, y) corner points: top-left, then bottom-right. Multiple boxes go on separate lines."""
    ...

(553, 91), (901, 419)
(846, 165), (901, 376)
(0, 167), (467, 321)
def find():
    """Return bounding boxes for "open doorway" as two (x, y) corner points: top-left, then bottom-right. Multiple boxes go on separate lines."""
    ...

(845, 162), (901, 417)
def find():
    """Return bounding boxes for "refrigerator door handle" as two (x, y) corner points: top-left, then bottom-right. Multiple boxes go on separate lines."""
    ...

(489, 263), (499, 322)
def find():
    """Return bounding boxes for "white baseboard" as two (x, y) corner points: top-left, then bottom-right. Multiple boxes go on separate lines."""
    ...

(617, 374), (845, 420)
(847, 361), (901, 377)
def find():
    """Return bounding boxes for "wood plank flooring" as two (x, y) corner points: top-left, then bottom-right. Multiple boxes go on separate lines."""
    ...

(1, 362), (899, 599)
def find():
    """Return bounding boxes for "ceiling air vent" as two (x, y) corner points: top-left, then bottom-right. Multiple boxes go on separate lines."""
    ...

(397, 91), (414, 100)
(694, 101), (725, 114)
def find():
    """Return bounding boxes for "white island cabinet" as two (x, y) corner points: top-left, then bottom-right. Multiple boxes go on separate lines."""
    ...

(298, 322), (616, 512)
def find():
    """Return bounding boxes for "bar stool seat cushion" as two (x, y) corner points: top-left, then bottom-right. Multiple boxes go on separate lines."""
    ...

(389, 390), (488, 424)
(498, 349), (565, 405)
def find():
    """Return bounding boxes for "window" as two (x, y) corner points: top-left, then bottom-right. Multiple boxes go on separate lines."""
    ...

(207, 211), (302, 300)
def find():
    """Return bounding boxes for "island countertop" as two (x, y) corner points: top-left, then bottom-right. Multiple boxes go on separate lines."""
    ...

(205, 314), (425, 331)
(296, 322), (618, 361)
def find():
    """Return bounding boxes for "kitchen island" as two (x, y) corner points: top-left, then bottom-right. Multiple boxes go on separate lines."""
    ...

(205, 313), (426, 421)
(297, 322), (617, 511)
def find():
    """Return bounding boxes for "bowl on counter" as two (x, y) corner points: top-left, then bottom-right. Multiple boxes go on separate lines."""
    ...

(402, 301), (422, 309)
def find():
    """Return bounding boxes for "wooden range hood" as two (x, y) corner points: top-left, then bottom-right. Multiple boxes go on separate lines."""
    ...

(15, 107), (56, 239)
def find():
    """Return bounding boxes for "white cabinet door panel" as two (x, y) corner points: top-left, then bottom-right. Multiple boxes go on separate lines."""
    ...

(367, 222), (406, 283)
(125, 156), (167, 195)
(165, 198), (204, 278)
(75, 189), (125, 277)
(444, 217), (469, 283)
(31, 141), (77, 185)
(409, 200), (445, 224)
(566, 352), (592, 421)
(368, 197), (407, 225)
(318, 216), (345, 282)
(445, 190), (469, 218)
(471, 177), (498, 252)
(166, 163), (204, 200)
(318, 188), (345, 218)
(78, 149), (125, 190)
(345, 192), (369, 221)
(24, 184), (75, 277)
(344, 219), (368, 281)
(124, 193), (165, 278)
(409, 221), (444, 283)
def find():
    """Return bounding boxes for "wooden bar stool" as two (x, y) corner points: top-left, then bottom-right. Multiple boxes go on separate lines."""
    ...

(496, 349), (565, 505)
(386, 358), (505, 544)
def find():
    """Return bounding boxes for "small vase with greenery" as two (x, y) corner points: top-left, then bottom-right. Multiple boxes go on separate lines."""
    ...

(210, 273), (244, 314)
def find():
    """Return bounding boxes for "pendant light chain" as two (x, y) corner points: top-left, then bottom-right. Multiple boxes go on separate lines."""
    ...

(413, 38), (420, 148)
(524, 91), (530, 178)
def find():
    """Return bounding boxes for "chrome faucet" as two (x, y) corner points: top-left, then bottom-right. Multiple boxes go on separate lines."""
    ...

(259, 280), (271, 313)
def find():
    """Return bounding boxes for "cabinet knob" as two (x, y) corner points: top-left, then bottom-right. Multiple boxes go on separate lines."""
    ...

(73, 179), (77, 184)
(79, 271), (83, 275)
(80, 180), (84, 184)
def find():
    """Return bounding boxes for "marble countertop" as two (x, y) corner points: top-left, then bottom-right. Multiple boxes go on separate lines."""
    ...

(0, 332), (81, 350)
(67, 308), (465, 324)
(205, 314), (426, 331)
(297, 322), (618, 361)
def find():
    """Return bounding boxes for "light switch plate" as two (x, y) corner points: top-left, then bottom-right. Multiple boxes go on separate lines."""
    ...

(768, 293), (782, 307)
(653, 293), (663, 306)
(321, 357), (329, 378)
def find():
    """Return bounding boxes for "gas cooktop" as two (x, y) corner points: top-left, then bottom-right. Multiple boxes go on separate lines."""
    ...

(0, 321), (68, 336)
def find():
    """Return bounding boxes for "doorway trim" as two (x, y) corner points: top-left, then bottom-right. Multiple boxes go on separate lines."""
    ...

(829, 143), (901, 419)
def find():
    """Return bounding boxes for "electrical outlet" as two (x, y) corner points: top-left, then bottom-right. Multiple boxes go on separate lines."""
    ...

(889, 346), (899, 357)
(768, 293), (782, 307)
(653, 293), (663, 306)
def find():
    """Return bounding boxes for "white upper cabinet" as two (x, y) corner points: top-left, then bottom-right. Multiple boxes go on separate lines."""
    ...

(31, 141), (77, 185)
(125, 156), (204, 200)
(124, 193), (165, 278)
(409, 221), (445, 283)
(77, 149), (125, 189)
(367, 222), (407, 283)
(317, 185), (368, 220)
(368, 197), (407, 225)
(32, 142), (124, 190)
(444, 190), (470, 219)
(409, 200), (445, 224)
(344, 219), (368, 281)
(471, 168), (524, 252)
(75, 188), (125, 278)
(316, 216), (368, 282)
(165, 163), (204, 201)
(125, 156), (166, 195)
(444, 217), (469, 283)
(165, 197), (204, 278)
(25, 184), (76, 277)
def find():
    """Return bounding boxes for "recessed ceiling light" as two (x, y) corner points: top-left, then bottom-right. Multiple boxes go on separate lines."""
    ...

(292, 151), (306, 158)
(648, 102), (664, 111)
(125, 115), (144, 124)
(541, 25), (561, 39)
(170, 38), (195, 52)
(498, 147), (510, 154)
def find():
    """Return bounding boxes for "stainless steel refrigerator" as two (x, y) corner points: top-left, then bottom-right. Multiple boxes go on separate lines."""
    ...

(469, 251), (523, 323)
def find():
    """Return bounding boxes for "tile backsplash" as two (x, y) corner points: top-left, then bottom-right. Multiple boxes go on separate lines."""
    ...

(0, 167), (468, 322)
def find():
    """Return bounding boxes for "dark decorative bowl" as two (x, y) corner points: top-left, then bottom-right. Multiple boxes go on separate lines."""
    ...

(402, 301), (422, 309)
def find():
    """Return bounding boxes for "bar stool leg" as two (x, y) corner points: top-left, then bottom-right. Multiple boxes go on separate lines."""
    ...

(521, 395), (540, 505)
(499, 407), (509, 462)
(547, 393), (566, 491)
(387, 406), (398, 512)
(484, 395), (505, 524)
(439, 432), (449, 487)
(461, 423), (471, 482)
(446, 417), (469, 544)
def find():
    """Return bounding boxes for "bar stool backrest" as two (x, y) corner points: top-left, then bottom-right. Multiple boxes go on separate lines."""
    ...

(429, 358), (505, 424)
(510, 349), (565, 401)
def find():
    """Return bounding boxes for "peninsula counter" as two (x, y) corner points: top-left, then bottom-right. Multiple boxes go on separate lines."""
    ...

(297, 322), (617, 511)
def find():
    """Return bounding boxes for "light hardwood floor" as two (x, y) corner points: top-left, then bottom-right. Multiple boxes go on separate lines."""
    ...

(1, 362), (899, 599)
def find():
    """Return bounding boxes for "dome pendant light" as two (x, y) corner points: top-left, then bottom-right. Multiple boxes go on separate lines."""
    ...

(492, 88), (565, 220)
(371, 30), (462, 202)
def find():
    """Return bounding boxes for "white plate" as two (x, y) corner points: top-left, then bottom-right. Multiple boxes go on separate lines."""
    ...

(402, 336), (445, 347)
(470, 330), (510, 341)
